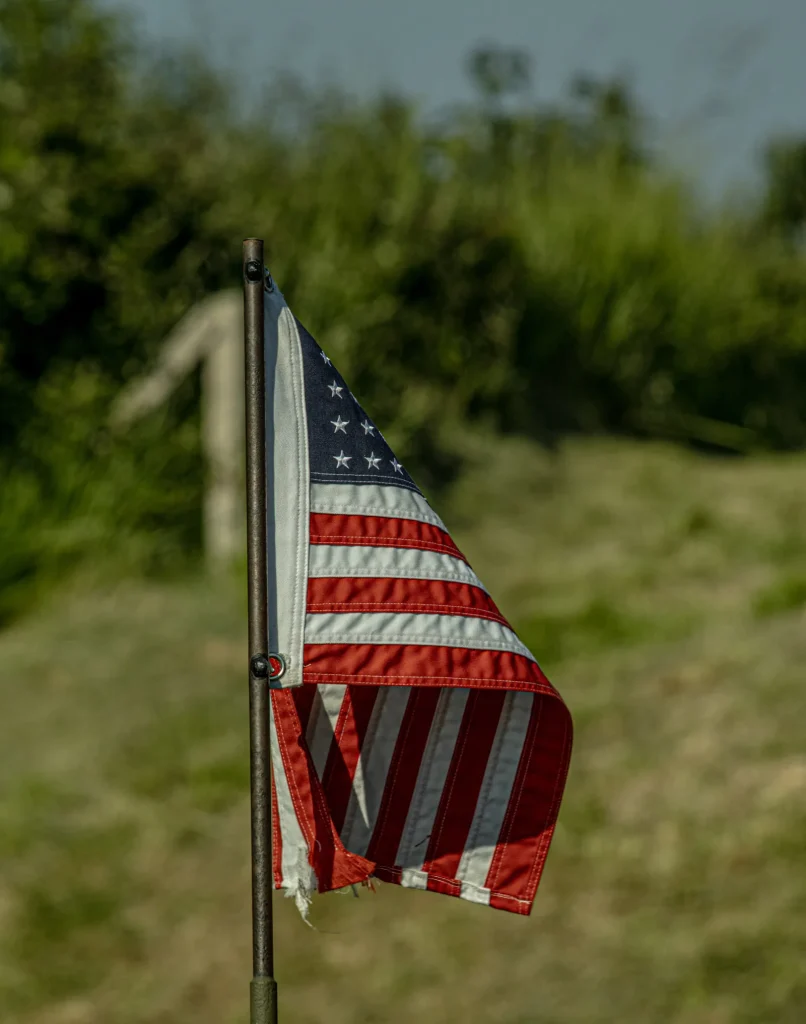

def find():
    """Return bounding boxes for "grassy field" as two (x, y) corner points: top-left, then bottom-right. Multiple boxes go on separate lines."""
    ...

(1, 436), (806, 1024)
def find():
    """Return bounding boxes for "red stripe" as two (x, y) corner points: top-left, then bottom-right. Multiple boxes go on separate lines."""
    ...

(307, 576), (508, 624)
(310, 513), (465, 560)
(304, 644), (553, 694)
(370, 866), (522, 914)
(292, 682), (318, 733)
(364, 688), (441, 867)
(370, 864), (462, 901)
(271, 774), (283, 889)
(426, 875), (462, 898)
(420, 690), (506, 880)
(320, 686), (379, 836)
(486, 695), (573, 915)
(270, 688), (374, 892)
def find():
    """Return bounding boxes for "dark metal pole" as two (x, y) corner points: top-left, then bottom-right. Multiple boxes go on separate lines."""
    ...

(243, 238), (278, 1024)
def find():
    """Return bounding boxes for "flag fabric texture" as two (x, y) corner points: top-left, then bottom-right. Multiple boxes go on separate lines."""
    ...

(264, 283), (572, 916)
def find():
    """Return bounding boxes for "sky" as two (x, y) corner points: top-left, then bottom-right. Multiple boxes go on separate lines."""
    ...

(104, 0), (806, 197)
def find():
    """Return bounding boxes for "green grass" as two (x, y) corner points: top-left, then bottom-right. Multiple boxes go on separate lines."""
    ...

(2, 437), (806, 1023)
(753, 573), (806, 618)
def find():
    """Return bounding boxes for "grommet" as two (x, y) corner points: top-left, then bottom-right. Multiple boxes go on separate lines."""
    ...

(268, 653), (287, 681)
(264, 267), (275, 292)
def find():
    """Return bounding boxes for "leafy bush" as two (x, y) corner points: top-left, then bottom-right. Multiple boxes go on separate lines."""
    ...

(2, 0), (806, 619)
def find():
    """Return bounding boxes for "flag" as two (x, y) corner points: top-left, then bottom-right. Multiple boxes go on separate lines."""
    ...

(264, 282), (572, 916)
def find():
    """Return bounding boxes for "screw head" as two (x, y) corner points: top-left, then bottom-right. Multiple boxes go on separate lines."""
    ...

(250, 654), (270, 678)
(244, 259), (263, 283)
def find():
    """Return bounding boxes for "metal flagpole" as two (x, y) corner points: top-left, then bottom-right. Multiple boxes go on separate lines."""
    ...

(243, 238), (278, 1024)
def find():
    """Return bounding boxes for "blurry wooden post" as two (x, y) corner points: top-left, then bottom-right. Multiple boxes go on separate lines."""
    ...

(110, 291), (244, 567)
(202, 317), (244, 565)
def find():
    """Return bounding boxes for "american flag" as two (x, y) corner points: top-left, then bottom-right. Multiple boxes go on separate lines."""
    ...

(265, 284), (572, 916)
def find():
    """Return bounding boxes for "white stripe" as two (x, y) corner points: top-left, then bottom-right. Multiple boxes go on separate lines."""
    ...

(308, 543), (485, 590)
(455, 692), (534, 889)
(305, 610), (534, 660)
(271, 713), (314, 891)
(265, 294), (309, 689)
(305, 684), (347, 779)
(399, 868), (429, 890)
(459, 880), (492, 906)
(311, 482), (447, 531)
(339, 687), (412, 856)
(395, 688), (470, 870)
(400, 873), (491, 906)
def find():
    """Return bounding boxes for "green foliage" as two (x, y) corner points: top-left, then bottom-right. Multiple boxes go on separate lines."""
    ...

(3, 0), (806, 617)
(761, 135), (806, 238)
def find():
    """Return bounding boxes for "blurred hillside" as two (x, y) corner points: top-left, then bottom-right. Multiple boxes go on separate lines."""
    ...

(2, 437), (806, 1023)
(4, 1), (806, 618)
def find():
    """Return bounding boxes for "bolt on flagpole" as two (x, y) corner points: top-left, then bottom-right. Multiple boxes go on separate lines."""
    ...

(243, 239), (278, 1024)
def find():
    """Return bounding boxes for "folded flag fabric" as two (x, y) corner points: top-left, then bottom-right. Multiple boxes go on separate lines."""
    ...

(264, 282), (572, 916)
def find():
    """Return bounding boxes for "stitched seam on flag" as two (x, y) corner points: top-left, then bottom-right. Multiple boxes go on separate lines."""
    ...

(306, 603), (508, 625)
(304, 671), (556, 694)
(273, 694), (316, 850)
(309, 568), (484, 587)
(523, 707), (572, 905)
(510, 713), (547, 905)
(427, 874), (496, 900)
(271, 776), (283, 889)
(372, 865), (529, 907)
(308, 523), (452, 543)
(311, 502), (443, 528)
(521, 708), (558, 902)
(309, 535), (464, 559)
(312, 472), (417, 485)
(487, 698), (542, 894)
(303, 633), (530, 655)
(312, 472), (420, 490)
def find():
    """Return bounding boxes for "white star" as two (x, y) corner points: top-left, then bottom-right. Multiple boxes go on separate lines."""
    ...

(364, 452), (382, 469)
(320, 350), (331, 365)
(333, 450), (352, 469)
(327, 380), (344, 399)
(330, 415), (349, 434)
(390, 458), (404, 474)
(360, 420), (375, 435)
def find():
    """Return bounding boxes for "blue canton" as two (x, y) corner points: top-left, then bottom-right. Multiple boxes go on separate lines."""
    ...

(296, 319), (419, 493)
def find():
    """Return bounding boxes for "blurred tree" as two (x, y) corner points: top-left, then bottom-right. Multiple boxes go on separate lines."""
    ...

(568, 74), (645, 167)
(761, 136), (806, 241)
(466, 44), (532, 104)
(0, 0), (239, 444)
